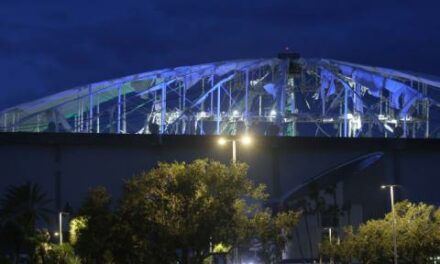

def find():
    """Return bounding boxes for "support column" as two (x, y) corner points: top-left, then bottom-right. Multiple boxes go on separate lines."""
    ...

(245, 70), (249, 131)
(78, 101), (81, 132)
(97, 94), (100, 133)
(88, 86), (93, 133)
(344, 86), (348, 137)
(37, 114), (40, 133)
(425, 84), (430, 138)
(160, 82), (166, 134)
(76, 99), (80, 132)
(291, 90), (296, 137)
(11, 112), (15, 132)
(321, 79), (325, 116)
(216, 83), (221, 135)
(403, 118), (407, 138)
(122, 92), (127, 133)
(183, 78), (187, 110)
(117, 86), (122, 133)
(258, 95), (262, 117)
(210, 77), (214, 116)
(201, 79), (205, 112)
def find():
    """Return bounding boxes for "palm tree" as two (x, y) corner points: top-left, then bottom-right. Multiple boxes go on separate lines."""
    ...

(0, 181), (52, 261)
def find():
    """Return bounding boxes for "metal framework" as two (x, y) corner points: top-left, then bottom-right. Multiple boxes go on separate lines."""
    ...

(1, 57), (440, 138)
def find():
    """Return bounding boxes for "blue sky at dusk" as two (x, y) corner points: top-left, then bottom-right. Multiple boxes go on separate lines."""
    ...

(1, 0), (439, 109)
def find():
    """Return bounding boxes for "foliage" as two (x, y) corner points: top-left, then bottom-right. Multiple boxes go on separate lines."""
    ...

(320, 201), (440, 264)
(0, 182), (52, 261)
(73, 159), (301, 264)
(36, 243), (81, 264)
(73, 187), (113, 263)
(69, 216), (87, 246)
(252, 209), (300, 263)
(212, 242), (232, 253)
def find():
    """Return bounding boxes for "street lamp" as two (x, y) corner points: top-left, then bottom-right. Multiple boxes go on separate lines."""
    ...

(217, 135), (252, 264)
(323, 227), (335, 264)
(323, 227), (333, 244)
(58, 211), (70, 245)
(217, 135), (252, 163)
(381, 184), (399, 264)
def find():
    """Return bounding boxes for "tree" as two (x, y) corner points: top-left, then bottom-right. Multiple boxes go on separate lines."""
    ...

(0, 182), (51, 261)
(73, 187), (114, 263)
(106, 159), (299, 264)
(38, 243), (81, 264)
(252, 209), (299, 263)
(393, 201), (440, 263)
(320, 201), (440, 264)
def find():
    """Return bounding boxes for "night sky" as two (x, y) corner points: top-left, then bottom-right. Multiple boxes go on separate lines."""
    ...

(1, 0), (440, 110)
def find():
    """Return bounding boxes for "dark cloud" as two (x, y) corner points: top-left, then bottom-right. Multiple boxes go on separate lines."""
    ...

(0, 0), (440, 109)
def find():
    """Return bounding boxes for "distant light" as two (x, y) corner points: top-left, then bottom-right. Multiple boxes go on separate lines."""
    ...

(270, 110), (277, 117)
(381, 185), (387, 189)
(218, 138), (227, 145)
(241, 135), (252, 145)
(346, 113), (354, 120)
(323, 118), (334, 123)
(54, 232), (59, 237)
(232, 110), (240, 117)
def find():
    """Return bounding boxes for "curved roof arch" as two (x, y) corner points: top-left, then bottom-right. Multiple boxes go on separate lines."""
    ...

(1, 57), (440, 138)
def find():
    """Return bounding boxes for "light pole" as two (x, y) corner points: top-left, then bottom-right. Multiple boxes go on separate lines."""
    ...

(58, 211), (70, 245)
(217, 135), (252, 264)
(323, 227), (334, 264)
(381, 185), (398, 264)
(217, 135), (252, 163)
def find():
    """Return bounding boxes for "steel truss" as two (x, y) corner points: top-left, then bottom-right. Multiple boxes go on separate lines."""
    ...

(1, 57), (440, 138)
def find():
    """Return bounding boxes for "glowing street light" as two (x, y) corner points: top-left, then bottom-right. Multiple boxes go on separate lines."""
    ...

(381, 184), (399, 264)
(241, 135), (252, 145)
(218, 137), (227, 145)
(217, 135), (252, 163)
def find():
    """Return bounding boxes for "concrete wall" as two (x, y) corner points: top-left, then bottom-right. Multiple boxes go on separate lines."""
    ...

(1, 133), (439, 212)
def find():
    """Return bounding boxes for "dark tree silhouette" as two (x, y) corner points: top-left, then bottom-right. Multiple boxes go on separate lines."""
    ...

(0, 182), (52, 261)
